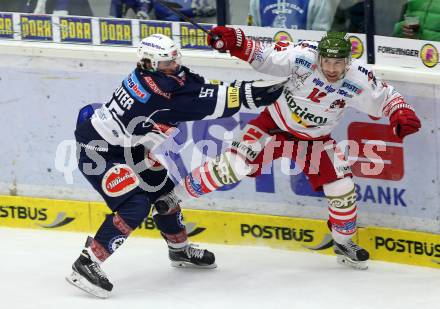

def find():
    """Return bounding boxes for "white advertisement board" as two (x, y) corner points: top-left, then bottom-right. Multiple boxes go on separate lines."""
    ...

(375, 35), (440, 70)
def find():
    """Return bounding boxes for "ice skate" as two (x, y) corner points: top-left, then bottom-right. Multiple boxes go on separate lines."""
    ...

(66, 248), (113, 298)
(334, 239), (369, 270)
(169, 244), (217, 269)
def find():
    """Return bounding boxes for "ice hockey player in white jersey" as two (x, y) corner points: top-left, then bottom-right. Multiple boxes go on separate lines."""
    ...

(155, 29), (422, 270)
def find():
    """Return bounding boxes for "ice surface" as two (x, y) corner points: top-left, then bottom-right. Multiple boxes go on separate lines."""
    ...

(1, 228), (439, 309)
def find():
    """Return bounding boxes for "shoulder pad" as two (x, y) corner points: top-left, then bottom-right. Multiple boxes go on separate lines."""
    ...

(349, 60), (378, 89)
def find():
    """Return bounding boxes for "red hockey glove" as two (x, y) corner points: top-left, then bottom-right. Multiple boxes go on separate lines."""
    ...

(207, 26), (254, 62)
(389, 108), (421, 139)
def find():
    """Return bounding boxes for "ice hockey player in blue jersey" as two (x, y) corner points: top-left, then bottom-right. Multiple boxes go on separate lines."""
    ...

(65, 33), (283, 298)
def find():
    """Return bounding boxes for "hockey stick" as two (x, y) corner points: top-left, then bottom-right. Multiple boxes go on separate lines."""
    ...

(155, 0), (223, 47)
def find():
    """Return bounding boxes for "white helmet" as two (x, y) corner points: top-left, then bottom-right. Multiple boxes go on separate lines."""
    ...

(137, 34), (182, 71)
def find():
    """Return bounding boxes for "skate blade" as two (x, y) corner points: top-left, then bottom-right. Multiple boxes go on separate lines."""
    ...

(171, 260), (217, 269)
(66, 271), (111, 299)
(336, 255), (368, 270)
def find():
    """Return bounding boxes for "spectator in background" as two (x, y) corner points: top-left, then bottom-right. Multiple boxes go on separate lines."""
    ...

(110, 0), (216, 21)
(154, 0), (216, 21)
(247, 0), (340, 30)
(332, 0), (365, 33)
(394, 0), (440, 41)
(110, 0), (152, 19)
(23, 0), (93, 16)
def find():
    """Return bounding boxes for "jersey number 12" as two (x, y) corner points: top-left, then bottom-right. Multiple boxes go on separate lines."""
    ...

(307, 88), (327, 103)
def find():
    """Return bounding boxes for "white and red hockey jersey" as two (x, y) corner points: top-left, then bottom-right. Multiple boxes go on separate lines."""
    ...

(247, 40), (411, 139)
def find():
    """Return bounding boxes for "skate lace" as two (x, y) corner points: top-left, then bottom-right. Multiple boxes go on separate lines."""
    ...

(343, 240), (360, 251)
(90, 262), (108, 281)
(185, 244), (204, 260)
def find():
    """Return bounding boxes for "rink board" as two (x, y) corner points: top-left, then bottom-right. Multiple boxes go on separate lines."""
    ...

(1, 195), (440, 269)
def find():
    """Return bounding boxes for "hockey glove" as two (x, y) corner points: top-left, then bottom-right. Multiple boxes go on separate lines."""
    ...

(234, 80), (285, 109)
(389, 108), (421, 139)
(207, 26), (254, 62)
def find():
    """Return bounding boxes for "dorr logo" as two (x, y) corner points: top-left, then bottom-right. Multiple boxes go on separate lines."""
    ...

(348, 122), (404, 180)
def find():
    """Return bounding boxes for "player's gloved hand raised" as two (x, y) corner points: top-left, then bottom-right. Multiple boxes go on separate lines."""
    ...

(233, 80), (285, 109)
(207, 26), (253, 61)
(390, 108), (421, 139)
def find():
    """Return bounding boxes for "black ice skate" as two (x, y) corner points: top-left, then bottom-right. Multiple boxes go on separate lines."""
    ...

(66, 247), (113, 298)
(334, 239), (369, 270)
(169, 244), (217, 269)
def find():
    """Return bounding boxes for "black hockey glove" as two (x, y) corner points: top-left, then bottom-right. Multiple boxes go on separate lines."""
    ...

(232, 80), (285, 109)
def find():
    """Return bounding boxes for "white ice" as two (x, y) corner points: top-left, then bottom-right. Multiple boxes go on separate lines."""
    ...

(1, 227), (439, 309)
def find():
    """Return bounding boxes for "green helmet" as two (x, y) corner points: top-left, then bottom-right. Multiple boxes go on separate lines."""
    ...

(318, 32), (351, 58)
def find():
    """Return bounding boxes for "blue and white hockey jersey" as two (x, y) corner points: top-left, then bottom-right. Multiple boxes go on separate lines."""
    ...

(80, 66), (267, 149)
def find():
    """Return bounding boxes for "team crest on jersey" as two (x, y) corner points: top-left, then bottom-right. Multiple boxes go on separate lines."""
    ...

(102, 164), (140, 197)
(328, 99), (346, 110)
